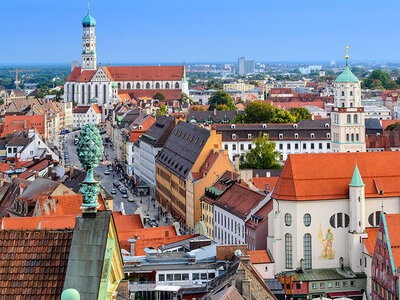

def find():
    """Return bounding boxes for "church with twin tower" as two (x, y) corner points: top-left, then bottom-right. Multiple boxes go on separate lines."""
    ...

(331, 47), (366, 153)
(64, 7), (188, 119)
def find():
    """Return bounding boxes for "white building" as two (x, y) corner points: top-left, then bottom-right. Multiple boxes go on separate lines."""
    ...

(363, 105), (391, 120)
(72, 104), (102, 129)
(64, 9), (189, 118)
(304, 105), (330, 119)
(133, 117), (175, 196)
(214, 119), (332, 161)
(331, 54), (366, 153)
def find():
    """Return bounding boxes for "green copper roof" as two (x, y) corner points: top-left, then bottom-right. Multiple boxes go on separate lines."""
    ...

(90, 98), (98, 103)
(111, 82), (118, 88)
(334, 66), (359, 83)
(349, 164), (365, 187)
(82, 10), (96, 27)
(61, 289), (80, 300)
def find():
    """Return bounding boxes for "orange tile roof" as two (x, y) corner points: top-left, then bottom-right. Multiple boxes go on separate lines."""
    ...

(118, 92), (132, 102)
(252, 177), (279, 192)
(381, 119), (400, 130)
(272, 152), (400, 201)
(65, 67), (96, 82)
(3, 115), (46, 136)
(248, 250), (272, 264)
(117, 225), (178, 242)
(363, 227), (378, 256)
(112, 212), (143, 232)
(106, 66), (184, 81)
(2, 215), (76, 230)
(384, 214), (400, 269)
(91, 104), (102, 114)
(129, 131), (145, 142)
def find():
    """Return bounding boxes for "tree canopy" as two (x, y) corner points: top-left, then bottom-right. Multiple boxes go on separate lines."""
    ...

(362, 70), (399, 90)
(289, 107), (312, 123)
(208, 91), (236, 111)
(233, 101), (298, 124)
(153, 92), (166, 101)
(156, 104), (167, 116)
(239, 133), (282, 170)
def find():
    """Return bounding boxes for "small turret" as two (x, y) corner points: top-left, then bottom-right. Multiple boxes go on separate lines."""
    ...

(348, 163), (365, 232)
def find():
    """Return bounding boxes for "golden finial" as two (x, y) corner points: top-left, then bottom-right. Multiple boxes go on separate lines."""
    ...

(345, 46), (349, 67)
(88, 3), (90, 11)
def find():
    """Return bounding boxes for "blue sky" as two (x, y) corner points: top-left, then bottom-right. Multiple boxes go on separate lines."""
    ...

(1, 0), (399, 64)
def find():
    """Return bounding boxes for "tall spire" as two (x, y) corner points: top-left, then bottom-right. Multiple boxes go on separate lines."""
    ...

(349, 163), (365, 187)
(345, 46), (349, 67)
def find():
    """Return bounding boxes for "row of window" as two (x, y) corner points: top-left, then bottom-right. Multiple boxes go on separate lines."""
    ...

(311, 280), (356, 290)
(215, 227), (242, 245)
(117, 82), (180, 90)
(285, 233), (312, 269)
(230, 133), (325, 140)
(215, 211), (244, 237)
(225, 142), (330, 152)
(158, 272), (215, 282)
(284, 213), (311, 227)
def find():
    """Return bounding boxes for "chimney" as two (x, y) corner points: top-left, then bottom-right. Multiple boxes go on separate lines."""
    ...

(242, 279), (251, 300)
(239, 254), (251, 267)
(128, 238), (136, 256)
(234, 155), (240, 172)
(214, 108), (217, 116)
(24, 119), (27, 130)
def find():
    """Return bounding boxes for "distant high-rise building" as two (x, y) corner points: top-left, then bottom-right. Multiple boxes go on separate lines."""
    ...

(237, 56), (255, 75)
(331, 60), (336, 65)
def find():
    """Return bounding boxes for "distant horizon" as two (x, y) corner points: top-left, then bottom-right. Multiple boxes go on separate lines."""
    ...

(1, 0), (400, 64)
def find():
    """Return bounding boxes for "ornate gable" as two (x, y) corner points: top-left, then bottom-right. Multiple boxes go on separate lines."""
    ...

(91, 67), (111, 82)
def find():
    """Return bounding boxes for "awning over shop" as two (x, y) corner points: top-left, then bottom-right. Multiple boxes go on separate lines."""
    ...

(345, 291), (363, 297)
(327, 292), (345, 298)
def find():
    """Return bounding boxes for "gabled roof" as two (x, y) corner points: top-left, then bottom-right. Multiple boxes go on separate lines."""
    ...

(248, 250), (272, 264)
(66, 68), (96, 82)
(252, 177), (278, 192)
(157, 122), (210, 179)
(3, 115), (45, 136)
(2, 215), (76, 230)
(272, 152), (400, 201)
(73, 106), (91, 114)
(0, 229), (73, 298)
(381, 214), (400, 271)
(363, 227), (378, 256)
(139, 116), (175, 147)
(214, 183), (266, 219)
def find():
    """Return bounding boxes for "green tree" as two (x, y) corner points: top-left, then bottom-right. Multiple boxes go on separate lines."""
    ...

(363, 70), (398, 90)
(289, 107), (312, 122)
(153, 92), (166, 101)
(156, 104), (167, 116)
(217, 104), (230, 111)
(233, 101), (275, 123)
(208, 91), (235, 111)
(271, 109), (297, 123)
(240, 133), (282, 169)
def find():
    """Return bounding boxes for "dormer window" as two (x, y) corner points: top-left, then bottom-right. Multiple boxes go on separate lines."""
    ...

(326, 133), (331, 138)
(293, 124), (298, 128)
(310, 133), (315, 139)
(232, 134), (236, 140)
(248, 134), (252, 139)
(231, 124), (236, 129)
(279, 133), (283, 139)
(325, 123), (330, 128)
(262, 124), (267, 128)
(294, 133), (299, 139)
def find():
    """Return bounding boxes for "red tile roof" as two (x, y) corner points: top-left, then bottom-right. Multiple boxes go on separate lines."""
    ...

(215, 183), (266, 219)
(363, 227), (378, 256)
(269, 88), (294, 95)
(123, 89), (182, 101)
(3, 115), (45, 136)
(65, 68), (96, 82)
(91, 104), (102, 114)
(381, 119), (400, 130)
(129, 131), (145, 142)
(2, 215), (76, 230)
(248, 250), (272, 264)
(384, 214), (400, 268)
(252, 177), (279, 192)
(272, 152), (400, 201)
(0, 229), (73, 298)
(112, 212), (144, 232)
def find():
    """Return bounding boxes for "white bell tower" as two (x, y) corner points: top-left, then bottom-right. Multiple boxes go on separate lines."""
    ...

(81, 5), (97, 70)
(331, 47), (366, 153)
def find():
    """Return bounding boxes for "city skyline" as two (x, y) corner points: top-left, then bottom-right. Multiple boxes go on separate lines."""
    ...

(1, 0), (400, 64)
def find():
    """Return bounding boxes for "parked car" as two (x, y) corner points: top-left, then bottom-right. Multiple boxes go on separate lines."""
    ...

(111, 188), (117, 194)
(128, 196), (135, 202)
(104, 170), (110, 175)
(120, 189), (127, 194)
(122, 194), (128, 199)
(113, 181), (120, 188)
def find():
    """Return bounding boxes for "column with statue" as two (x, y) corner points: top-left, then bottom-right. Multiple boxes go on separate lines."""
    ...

(77, 123), (104, 213)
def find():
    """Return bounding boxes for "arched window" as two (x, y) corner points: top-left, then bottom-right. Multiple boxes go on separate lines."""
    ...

(156, 82), (160, 89)
(175, 82), (179, 89)
(88, 85), (91, 103)
(346, 134), (349, 142)
(285, 233), (292, 269)
(356, 133), (359, 141)
(103, 85), (106, 104)
(351, 134), (354, 142)
(341, 91), (344, 96)
(118, 83), (121, 89)
(136, 83), (141, 89)
(303, 214), (311, 227)
(350, 102), (353, 107)
(350, 91), (353, 96)
(342, 103), (345, 108)
(354, 115), (358, 123)
(146, 82), (150, 89)
(304, 233), (312, 269)
(347, 114), (351, 123)
(71, 84), (75, 102)
(166, 82), (170, 89)
(81, 85), (85, 104)
(285, 213), (292, 226)
(127, 83), (131, 89)
(95, 85), (98, 98)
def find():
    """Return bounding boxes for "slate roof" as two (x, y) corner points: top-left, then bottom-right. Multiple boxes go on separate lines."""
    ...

(213, 119), (331, 141)
(0, 229), (73, 299)
(157, 122), (210, 179)
(365, 118), (383, 135)
(187, 111), (241, 124)
(140, 116), (175, 148)
(63, 168), (86, 193)
(63, 210), (112, 299)
(280, 267), (366, 282)
(0, 178), (31, 217)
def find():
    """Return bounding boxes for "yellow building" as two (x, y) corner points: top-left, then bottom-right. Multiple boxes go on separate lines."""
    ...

(156, 122), (233, 231)
(200, 170), (239, 239)
(223, 83), (255, 92)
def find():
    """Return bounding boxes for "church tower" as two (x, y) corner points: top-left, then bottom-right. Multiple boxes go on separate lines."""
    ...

(81, 6), (97, 70)
(331, 47), (366, 153)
